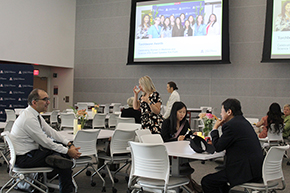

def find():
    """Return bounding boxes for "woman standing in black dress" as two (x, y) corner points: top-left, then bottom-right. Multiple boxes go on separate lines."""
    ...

(133, 75), (163, 134)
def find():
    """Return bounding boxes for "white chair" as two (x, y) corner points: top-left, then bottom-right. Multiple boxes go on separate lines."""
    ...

(112, 103), (121, 114)
(59, 113), (76, 130)
(0, 121), (14, 166)
(3, 121), (14, 133)
(0, 131), (54, 193)
(262, 124), (284, 154)
(236, 145), (289, 193)
(116, 123), (142, 130)
(77, 103), (88, 112)
(103, 104), (110, 114)
(14, 108), (25, 116)
(92, 114), (106, 129)
(72, 129), (105, 192)
(50, 110), (60, 129)
(5, 109), (16, 122)
(98, 129), (137, 192)
(117, 117), (135, 125)
(108, 113), (118, 128)
(140, 134), (164, 144)
(64, 109), (74, 113)
(128, 141), (189, 193)
(200, 106), (211, 113)
(135, 129), (151, 142)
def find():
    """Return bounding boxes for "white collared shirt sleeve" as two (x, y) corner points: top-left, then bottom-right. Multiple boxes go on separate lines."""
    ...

(163, 90), (180, 119)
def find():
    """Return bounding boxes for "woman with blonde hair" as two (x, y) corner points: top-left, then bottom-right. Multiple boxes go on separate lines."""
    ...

(121, 97), (141, 123)
(133, 75), (163, 133)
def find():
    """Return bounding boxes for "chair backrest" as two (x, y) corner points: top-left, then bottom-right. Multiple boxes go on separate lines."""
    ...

(140, 134), (164, 144)
(4, 120), (14, 132)
(110, 129), (136, 156)
(77, 104), (88, 112)
(50, 110), (60, 124)
(129, 141), (170, 191)
(112, 103), (121, 114)
(116, 123), (142, 130)
(60, 113), (76, 129)
(104, 104), (110, 114)
(108, 113), (118, 128)
(117, 117), (135, 125)
(200, 106), (211, 113)
(73, 129), (100, 156)
(92, 113), (106, 129)
(267, 124), (283, 143)
(1, 131), (16, 169)
(5, 109), (16, 122)
(14, 108), (25, 115)
(262, 145), (289, 186)
(135, 129), (152, 142)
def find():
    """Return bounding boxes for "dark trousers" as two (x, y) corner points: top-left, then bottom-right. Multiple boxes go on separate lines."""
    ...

(201, 169), (230, 193)
(16, 148), (73, 193)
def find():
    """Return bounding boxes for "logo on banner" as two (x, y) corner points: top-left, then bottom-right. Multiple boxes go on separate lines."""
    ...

(9, 77), (13, 81)
(0, 111), (3, 114)
(9, 104), (13, 108)
(18, 98), (22, 101)
(19, 84), (22, 88)
(9, 91), (12, 94)
(0, 70), (3, 74)
(19, 71), (22, 74)
(0, 98), (3, 101)
(0, 84), (3, 87)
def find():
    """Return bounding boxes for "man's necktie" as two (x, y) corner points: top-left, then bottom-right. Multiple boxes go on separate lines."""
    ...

(38, 115), (42, 128)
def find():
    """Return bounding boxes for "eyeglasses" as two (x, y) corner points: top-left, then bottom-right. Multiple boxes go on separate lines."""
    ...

(37, 97), (50, 102)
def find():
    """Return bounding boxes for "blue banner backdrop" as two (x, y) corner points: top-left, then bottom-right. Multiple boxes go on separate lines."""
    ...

(152, 1), (205, 21)
(0, 63), (34, 122)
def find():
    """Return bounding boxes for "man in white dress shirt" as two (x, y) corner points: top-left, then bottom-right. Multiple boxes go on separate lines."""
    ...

(10, 88), (81, 193)
(163, 81), (180, 119)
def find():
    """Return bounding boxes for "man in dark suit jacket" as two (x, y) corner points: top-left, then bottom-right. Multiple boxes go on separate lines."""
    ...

(201, 98), (263, 193)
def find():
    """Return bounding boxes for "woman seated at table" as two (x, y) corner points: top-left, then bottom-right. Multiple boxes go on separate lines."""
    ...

(121, 97), (141, 123)
(161, 101), (192, 142)
(161, 101), (202, 193)
(258, 102), (284, 138)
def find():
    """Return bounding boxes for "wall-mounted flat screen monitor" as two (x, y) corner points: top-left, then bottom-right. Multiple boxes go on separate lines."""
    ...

(262, 0), (290, 62)
(127, 0), (230, 65)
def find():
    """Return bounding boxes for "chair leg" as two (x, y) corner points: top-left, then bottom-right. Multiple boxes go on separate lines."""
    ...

(0, 177), (15, 193)
(105, 164), (115, 187)
(0, 151), (9, 165)
(24, 178), (48, 193)
(90, 165), (106, 191)
(43, 173), (59, 190)
(113, 161), (130, 178)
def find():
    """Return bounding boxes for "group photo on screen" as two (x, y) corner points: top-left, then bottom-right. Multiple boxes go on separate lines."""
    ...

(128, 0), (230, 64)
(135, 0), (221, 39)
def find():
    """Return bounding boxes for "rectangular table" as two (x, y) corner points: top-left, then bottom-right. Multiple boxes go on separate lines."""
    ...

(58, 129), (114, 141)
(163, 140), (225, 176)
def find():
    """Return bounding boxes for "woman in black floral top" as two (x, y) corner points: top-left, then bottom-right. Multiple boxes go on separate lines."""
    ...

(133, 75), (163, 134)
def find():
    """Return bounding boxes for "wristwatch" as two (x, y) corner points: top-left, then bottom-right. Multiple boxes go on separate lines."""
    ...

(68, 141), (74, 148)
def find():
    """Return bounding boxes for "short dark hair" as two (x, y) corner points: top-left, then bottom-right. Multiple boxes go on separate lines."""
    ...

(222, 98), (243, 116)
(167, 81), (178, 90)
(27, 88), (44, 105)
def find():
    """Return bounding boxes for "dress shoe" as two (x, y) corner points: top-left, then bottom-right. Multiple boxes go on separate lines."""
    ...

(45, 155), (73, 169)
